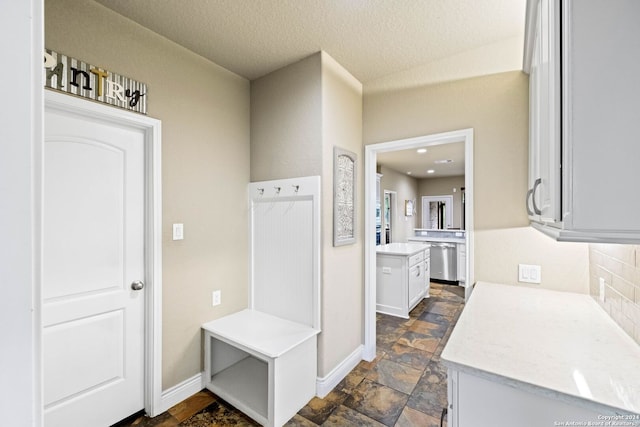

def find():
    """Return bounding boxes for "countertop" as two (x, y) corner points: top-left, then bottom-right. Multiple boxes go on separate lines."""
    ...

(408, 236), (465, 244)
(441, 282), (640, 415)
(376, 242), (429, 256)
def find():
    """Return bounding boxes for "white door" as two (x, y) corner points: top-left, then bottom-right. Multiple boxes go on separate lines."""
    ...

(43, 101), (145, 427)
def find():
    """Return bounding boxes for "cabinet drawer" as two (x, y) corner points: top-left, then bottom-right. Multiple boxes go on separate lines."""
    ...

(409, 252), (424, 267)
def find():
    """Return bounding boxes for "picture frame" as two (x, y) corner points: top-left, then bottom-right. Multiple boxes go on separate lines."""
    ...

(405, 200), (414, 216)
(333, 146), (357, 246)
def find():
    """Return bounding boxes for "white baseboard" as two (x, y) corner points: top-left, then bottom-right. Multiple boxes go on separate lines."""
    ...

(157, 372), (205, 414)
(315, 345), (363, 398)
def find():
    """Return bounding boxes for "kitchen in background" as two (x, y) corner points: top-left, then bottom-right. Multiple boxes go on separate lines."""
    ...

(376, 141), (467, 288)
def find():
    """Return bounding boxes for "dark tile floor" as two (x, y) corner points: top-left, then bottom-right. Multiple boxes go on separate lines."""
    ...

(115, 282), (465, 427)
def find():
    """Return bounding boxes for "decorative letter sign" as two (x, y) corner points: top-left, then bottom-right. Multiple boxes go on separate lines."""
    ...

(44, 49), (148, 114)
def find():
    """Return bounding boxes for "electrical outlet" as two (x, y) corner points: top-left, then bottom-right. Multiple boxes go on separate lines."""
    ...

(518, 264), (541, 284)
(599, 278), (606, 302)
(212, 290), (221, 306)
(382, 267), (392, 274)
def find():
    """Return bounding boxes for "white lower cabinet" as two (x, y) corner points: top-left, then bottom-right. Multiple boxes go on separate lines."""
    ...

(376, 245), (430, 318)
(447, 369), (605, 427)
(408, 261), (426, 309)
(456, 243), (466, 285)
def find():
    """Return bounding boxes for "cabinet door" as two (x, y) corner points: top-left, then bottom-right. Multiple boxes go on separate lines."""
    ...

(457, 244), (466, 284)
(527, 0), (542, 221)
(528, 0), (561, 223)
(566, 0), (640, 232)
(424, 257), (430, 297)
(456, 371), (603, 427)
(408, 263), (424, 309)
(447, 369), (458, 427)
(537, 0), (561, 223)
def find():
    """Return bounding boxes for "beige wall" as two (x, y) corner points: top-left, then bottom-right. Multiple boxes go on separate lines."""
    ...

(46, 0), (251, 389)
(250, 54), (322, 181)
(417, 175), (465, 230)
(589, 244), (640, 344)
(320, 53), (364, 376)
(364, 71), (590, 293)
(378, 166), (418, 242)
(251, 52), (364, 377)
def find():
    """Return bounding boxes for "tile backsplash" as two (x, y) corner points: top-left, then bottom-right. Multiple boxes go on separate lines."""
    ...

(589, 244), (640, 344)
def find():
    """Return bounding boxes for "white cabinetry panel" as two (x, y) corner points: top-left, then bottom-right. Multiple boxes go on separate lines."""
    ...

(447, 370), (603, 427)
(524, 0), (640, 242)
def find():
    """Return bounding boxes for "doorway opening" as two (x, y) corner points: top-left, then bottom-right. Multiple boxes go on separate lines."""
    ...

(363, 128), (474, 361)
(382, 190), (396, 244)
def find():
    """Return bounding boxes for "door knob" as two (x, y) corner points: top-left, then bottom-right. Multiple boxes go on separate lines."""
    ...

(131, 280), (145, 291)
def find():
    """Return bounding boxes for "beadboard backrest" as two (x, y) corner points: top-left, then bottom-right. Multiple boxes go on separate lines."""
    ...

(248, 176), (321, 330)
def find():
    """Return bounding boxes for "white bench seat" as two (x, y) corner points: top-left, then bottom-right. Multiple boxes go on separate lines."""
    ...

(202, 309), (320, 358)
(203, 309), (320, 427)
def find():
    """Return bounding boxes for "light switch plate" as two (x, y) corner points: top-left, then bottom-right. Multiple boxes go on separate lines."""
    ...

(172, 223), (184, 240)
(518, 264), (541, 284)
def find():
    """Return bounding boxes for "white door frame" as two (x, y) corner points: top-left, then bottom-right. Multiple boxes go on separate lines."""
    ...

(364, 128), (474, 361)
(42, 90), (164, 417)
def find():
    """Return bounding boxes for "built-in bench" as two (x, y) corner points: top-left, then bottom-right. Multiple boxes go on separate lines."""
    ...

(203, 310), (319, 426)
(202, 177), (321, 427)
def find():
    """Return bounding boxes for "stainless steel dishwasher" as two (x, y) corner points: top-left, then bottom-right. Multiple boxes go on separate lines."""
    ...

(430, 242), (457, 282)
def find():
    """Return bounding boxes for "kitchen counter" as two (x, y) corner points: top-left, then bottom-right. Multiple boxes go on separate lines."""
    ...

(376, 242), (429, 256)
(408, 236), (465, 244)
(441, 282), (640, 415)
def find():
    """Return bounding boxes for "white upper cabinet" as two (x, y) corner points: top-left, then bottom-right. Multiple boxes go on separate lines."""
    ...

(524, 0), (640, 243)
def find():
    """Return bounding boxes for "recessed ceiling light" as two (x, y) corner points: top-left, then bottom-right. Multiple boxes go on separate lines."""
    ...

(427, 169), (435, 174)
(407, 171), (412, 175)
(434, 159), (453, 164)
(417, 148), (427, 154)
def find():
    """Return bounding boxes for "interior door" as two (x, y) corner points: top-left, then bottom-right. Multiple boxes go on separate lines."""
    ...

(43, 99), (145, 427)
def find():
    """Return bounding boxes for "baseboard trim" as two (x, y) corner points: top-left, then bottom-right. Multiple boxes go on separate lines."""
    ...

(157, 372), (205, 414)
(316, 345), (363, 398)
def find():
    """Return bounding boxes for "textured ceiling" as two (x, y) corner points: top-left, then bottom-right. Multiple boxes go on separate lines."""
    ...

(377, 142), (465, 179)
(93, 0), (521, 174)
(94, 0), (526, 88)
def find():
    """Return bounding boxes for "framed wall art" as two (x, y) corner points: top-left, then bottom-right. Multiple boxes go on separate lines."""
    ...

(333, 146), (357, 246)
(405, 200), (414, 216)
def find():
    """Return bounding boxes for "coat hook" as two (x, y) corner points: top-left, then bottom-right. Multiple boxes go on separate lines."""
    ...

(274, 186), (281, 195)
(292, 185), (299, 193)
(257, 188), (264, 195)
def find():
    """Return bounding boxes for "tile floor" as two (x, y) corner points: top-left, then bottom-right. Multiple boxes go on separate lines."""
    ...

(114, 282), (465, 427)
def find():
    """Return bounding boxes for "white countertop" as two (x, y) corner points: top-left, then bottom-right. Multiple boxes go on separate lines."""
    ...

(376, 242), (429, 256)
(408, 236), (465, 244)
(441, 282), (640, 415)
